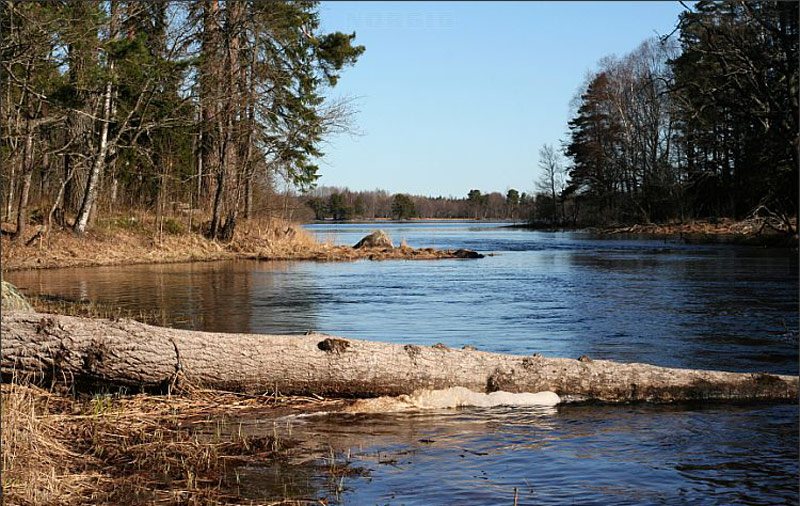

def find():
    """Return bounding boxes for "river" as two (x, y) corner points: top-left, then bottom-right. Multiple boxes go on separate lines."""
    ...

(7, 222), (798, 504)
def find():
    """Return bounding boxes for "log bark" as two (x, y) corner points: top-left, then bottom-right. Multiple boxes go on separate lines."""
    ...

(1, 311), (797, 404)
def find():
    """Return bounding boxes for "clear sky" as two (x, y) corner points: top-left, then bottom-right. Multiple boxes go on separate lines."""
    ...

(316, 1), (686, 198)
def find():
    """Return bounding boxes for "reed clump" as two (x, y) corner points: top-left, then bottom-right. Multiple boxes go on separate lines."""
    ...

(26, 294), (164, 325)
(605, 216), (798, 242)
(1, 380), (346, 505)
(1, 281), (34, 312)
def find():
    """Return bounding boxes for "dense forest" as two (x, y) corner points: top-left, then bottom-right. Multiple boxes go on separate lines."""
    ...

(1, 1), (796, 236)
(555, 0), (798, 230)
(0, 1), (362, 241)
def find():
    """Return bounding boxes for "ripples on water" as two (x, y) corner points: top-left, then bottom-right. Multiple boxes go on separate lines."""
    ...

(229, 403), (798, 505)
(11, 222), (797, 374)
(7, 222), (799, 504)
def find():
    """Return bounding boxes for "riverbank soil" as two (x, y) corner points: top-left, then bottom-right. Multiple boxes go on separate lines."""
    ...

(1, 381), (349, 505)
(602, 217), (798, 246)
(514, 216), (798, 246)
(0, 214), (477, 271)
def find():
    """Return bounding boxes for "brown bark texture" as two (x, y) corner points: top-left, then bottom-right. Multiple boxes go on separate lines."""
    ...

(1, 311), (797, 404)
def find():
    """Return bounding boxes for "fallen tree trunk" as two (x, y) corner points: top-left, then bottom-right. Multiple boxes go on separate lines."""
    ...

(1, 311), (797, 403)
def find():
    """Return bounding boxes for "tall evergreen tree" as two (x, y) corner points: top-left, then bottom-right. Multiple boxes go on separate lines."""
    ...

(564, 72), (623, 223)
(670, 0), (798, 222)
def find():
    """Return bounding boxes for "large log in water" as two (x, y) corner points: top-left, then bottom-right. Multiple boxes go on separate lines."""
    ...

(1, 311), (796, 403)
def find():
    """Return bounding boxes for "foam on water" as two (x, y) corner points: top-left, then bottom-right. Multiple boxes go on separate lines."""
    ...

(345, 387), (560, 413)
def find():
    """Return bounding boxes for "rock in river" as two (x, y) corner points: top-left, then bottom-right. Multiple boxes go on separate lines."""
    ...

(354, 230), (394, 249)
(453, 249), (484, 259)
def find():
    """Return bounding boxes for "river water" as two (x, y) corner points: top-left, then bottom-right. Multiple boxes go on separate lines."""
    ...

(7, 222), (799, 504)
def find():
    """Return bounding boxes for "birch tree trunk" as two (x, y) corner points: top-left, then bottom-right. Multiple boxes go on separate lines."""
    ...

(1, 312), (796, 404)
(73, 74), (113, 235)
(3, 91), (15, 222)
(73, 0), (117, 235)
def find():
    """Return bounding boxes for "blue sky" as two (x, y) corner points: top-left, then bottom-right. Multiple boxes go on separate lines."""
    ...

(316, 1), (686, 198)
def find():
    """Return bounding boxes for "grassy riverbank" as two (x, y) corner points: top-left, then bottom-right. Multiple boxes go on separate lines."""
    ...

(1, 214), (473, 272)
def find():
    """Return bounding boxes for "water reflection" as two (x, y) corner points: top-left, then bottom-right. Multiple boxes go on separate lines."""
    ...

(560, 247), (798, 373)
(225, 403), (798, 505)
(7, 261), (321, 334)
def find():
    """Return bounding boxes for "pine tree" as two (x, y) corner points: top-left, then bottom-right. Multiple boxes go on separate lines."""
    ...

(564, 72), (623, 223)
(670, 0), (798, 222)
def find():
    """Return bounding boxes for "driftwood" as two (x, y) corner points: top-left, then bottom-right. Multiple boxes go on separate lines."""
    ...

(1, 311), (797, 403)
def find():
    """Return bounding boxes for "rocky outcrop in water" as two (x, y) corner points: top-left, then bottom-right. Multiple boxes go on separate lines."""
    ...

(354, 230), (394, 249)
(453, 249), (484, 259)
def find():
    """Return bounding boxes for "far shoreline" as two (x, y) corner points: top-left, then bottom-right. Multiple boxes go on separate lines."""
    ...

(3, 215), (795, 274)
(307, 217), (519, 224)
(503, 218), (798, 248)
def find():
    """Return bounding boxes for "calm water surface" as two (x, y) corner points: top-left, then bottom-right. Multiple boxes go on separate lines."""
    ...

(7, 222), (799, 504)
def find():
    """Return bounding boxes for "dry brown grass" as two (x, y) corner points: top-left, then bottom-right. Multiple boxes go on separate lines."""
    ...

(26, 294), (163, 325)
(605, 216), (798, 239)
(2, 212), (240, 271)
(1, 382), (90, 505)
(1, 213), (474, 272)
(1, 380), (349, 505)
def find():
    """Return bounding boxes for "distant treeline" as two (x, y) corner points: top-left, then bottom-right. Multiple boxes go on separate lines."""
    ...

(549, 0), (797, 230)
(303, 187), (537, 221)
